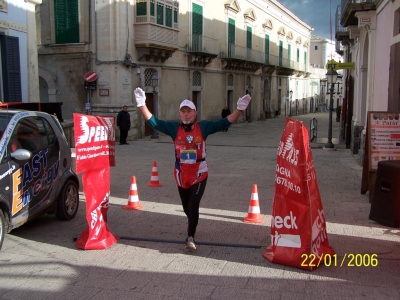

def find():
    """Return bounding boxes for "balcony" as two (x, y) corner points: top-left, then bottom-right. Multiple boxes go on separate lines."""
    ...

(186, 35), (219, 67)
(220, 44), (266, 72)
(134, 0), (179, 63)
(340, 0), (375, 27)
(335, 5), (349, 48)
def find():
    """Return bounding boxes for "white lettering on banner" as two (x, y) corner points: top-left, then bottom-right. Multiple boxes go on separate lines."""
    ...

(0, 165), (15, 180)
(275, 164), (291, 178)
(271, 231), (301, 248)
(271, 211), (298, 229)
(76, 116), (109, 144)
(279, 133), (299, 166)
(89, 193), (110, 237)
(311, 209), (327, 256)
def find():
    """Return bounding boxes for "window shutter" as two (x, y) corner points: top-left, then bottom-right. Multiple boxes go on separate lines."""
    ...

(166, 6), (172, 27)
(297, 48), (300, 62)
(137, 1), (146, 16)
(192, 4), (202, 35)
(246, 27), (252, 49)
(54, 0), (79, 44)
(279, 40), (283, 67)
(288, 44), (291, 67)
(1, 35), (22, 102)
(157, 3), (164, 25)
(265, 34), (269, 64)
(228, 18), (235, 57)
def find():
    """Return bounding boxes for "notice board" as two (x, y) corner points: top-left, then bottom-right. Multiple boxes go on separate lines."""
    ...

(361, 111), (400, 202)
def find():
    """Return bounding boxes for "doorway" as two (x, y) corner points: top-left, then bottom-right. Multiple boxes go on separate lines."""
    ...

(144, 92), (154, 136)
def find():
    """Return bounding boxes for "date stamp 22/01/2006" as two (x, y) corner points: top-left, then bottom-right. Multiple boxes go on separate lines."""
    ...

(300, 253), (378, 268)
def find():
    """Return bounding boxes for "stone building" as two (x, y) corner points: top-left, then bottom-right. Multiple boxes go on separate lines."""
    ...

(36, 0), (316, 140)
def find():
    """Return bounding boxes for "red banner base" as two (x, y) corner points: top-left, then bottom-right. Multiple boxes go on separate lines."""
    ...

(76, 227), (118, 250)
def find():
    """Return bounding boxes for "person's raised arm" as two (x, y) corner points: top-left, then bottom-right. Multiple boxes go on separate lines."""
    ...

(134, 87), (153, 121)
(227, 94), (251, 124)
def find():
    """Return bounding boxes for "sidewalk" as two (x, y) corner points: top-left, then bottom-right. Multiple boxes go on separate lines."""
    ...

(1, 113), (400, 300)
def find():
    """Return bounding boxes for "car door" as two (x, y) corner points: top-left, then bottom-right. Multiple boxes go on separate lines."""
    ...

(8, 116), (60, 226)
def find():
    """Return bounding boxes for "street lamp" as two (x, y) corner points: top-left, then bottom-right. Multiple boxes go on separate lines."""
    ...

(151, 74), (159, 139)
(324, 68), (338, 149)
(247, 84), (253, 123)
(289, 90), (293, 116)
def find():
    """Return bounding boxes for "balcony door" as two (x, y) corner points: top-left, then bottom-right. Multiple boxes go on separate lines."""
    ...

(228, 18), (235, 57)
(192, 3), (203, 52)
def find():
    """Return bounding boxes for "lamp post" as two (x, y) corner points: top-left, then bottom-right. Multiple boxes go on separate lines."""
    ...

(247, 84), (253, 123)
(151, 74), (159, 139)
(324, 68), (338, 149)
(289, 90), (293, 116)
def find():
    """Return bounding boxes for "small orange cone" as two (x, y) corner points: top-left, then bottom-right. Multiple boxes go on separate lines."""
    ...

(124, 176), (144, 210)
(243, 184), (264, 223)
(147, 160), (163, 187)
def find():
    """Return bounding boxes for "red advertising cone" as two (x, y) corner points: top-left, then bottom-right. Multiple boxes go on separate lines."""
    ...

(147, 161), (163, 187)
(124, 176), (144, 210)
(243, 184), (264, 223)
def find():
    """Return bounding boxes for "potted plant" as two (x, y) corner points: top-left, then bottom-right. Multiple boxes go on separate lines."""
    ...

(336, 105), (342, 122)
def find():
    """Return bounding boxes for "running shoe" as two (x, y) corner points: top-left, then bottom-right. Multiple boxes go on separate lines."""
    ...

(185, 236), (196, 250)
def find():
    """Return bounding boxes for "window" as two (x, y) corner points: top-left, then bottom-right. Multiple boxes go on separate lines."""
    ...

(228, 18), (235, 57)
(265, 34), (270, 64)
(166, 5), (172, 27)
(246, 26), (252, 49)
(54, 0), (79, 44)
(157, 2), (164, 25)
(0, 33), (22, 102)
(314, 45), (318, 50)
(144, 68), (157, 86)
(137, 0), (146, 16)
(193, 71), (201, 86)
(192, 3), (203, 51)
(11, 117), (47, 153)
(150, 0), (155, 16)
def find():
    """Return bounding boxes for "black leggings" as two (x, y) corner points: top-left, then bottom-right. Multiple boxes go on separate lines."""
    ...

(178, 178), (207, 238)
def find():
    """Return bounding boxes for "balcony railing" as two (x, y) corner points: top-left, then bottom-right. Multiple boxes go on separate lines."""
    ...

(186, 35), (219, 55)
(341, 0), (374, 23)
(336, 5), (347, 33)
(220, 44), (309, 72)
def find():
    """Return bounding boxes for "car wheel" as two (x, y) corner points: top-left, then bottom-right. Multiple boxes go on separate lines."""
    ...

(0, 210), (5, 250)
(56, 180), (79, 220)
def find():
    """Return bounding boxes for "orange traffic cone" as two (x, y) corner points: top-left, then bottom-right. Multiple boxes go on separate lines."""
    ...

(243, 184), (264, 223)
(147, 161), (163, 187)
(124, 176), (144, 210)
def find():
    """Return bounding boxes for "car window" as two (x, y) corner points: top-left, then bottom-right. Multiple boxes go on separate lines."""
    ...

(11, 117), (48, 153)
(43, 118), (57, 146)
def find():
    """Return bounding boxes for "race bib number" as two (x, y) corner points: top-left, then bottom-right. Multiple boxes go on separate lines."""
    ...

(180, 149), (197, 164)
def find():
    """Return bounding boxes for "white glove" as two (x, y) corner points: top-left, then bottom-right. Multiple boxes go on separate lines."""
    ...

(237, 94), (251, 111)
(134, 87), (146, 107)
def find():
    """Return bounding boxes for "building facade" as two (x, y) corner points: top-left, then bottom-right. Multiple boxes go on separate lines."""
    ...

(0, 0), (41, 103)
(35, 0), (318, 140)
(336, 0), (400, 162)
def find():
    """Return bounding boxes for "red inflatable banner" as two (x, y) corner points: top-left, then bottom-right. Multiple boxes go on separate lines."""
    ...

(73, 113), (117, 250)
(263, 118), (335, 270)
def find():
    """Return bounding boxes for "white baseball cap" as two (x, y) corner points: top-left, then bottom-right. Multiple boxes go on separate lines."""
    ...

(180, 99), (196, 111)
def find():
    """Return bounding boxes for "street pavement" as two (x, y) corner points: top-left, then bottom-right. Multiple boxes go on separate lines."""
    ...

(1, 112), (400, 299)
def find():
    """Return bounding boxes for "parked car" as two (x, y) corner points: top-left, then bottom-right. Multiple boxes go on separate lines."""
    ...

(0, 110), (79, 250)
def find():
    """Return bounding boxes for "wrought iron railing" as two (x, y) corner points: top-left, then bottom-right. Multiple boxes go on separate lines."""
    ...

(186, 35), (219, 55)
(341, 0), (374, 19)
